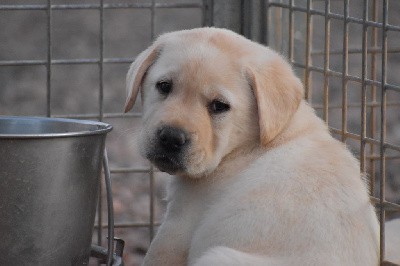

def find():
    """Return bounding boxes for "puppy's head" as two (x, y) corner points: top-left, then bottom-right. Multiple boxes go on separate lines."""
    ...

(125, 28), (303, 178)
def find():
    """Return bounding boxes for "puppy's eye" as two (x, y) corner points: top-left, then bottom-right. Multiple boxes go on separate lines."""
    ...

(208, 100), (230, 114)
(156, 80), (172, 95)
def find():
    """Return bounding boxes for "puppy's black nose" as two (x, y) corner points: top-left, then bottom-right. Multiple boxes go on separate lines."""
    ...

(157, 126), (189, 152)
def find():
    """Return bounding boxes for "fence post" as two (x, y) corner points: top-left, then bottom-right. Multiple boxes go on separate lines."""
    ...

(211, 0), (242, 33)
(211, 0), (264, 42)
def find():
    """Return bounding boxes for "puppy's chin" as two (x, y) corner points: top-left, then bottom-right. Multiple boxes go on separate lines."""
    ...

(147, 153), (186, 175)
(176, 156), (221, 179)
(142, 143), (220, 178)
(148, 154), (217, 178)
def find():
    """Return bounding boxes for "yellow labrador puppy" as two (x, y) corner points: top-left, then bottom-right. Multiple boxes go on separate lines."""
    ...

(125, 28), (379, 266)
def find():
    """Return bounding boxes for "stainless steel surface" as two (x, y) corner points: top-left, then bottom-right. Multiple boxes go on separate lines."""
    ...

(0, 116), (112, 266)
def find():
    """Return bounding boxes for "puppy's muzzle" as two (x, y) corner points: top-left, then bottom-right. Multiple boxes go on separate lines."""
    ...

(157, 126), (189, 152)
(148, 125), (190, 173)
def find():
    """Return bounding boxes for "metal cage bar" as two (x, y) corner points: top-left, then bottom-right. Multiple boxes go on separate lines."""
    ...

(360, 0), (367, 175)
(379, 0), (389, 263)
(0, 3), (204, 11)
(97, 1), (105, 262)
(341, 0), (349, 143)
(46, 0), (52, 117)
(305, 0), (313, 102)
(322, 0), (330, 123)
(149, 0), (156, 243)
(369, 0), (379, 198)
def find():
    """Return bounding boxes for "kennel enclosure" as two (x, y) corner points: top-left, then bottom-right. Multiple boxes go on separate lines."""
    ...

(0, 1), (399, 265)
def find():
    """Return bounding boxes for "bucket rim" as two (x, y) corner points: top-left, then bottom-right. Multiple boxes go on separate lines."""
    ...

(0, 116), (113, 139)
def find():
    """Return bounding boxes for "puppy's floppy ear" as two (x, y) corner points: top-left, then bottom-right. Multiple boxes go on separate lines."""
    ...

(246, 57), (303, 146)
(124, 44), (160, 113)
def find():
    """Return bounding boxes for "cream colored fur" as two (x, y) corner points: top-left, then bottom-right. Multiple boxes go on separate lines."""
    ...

(125, 28), (381, 266)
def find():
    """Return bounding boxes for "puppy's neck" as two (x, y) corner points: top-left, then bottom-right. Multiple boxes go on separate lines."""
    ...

(213, 143), (264, 179)
(265, 101), (329, 149)
(177, 141), (262, 183)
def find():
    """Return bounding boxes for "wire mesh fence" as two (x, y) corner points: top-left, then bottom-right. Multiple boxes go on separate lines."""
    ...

(0, 0), (399, 265)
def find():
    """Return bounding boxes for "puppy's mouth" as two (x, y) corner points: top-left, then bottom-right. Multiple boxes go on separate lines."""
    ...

(147, 153), (185, 174)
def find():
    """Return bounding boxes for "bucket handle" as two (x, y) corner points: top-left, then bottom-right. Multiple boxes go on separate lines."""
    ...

(90, 149), (124, 266)
(103, 150), (114, 265)
(90, 238), (125, 266)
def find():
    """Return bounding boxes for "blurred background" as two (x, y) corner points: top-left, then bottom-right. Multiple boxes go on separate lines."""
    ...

(0, 0), (399, 265)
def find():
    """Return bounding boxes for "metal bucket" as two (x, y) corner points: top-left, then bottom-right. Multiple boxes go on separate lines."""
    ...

(0, 116), (113, 265)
